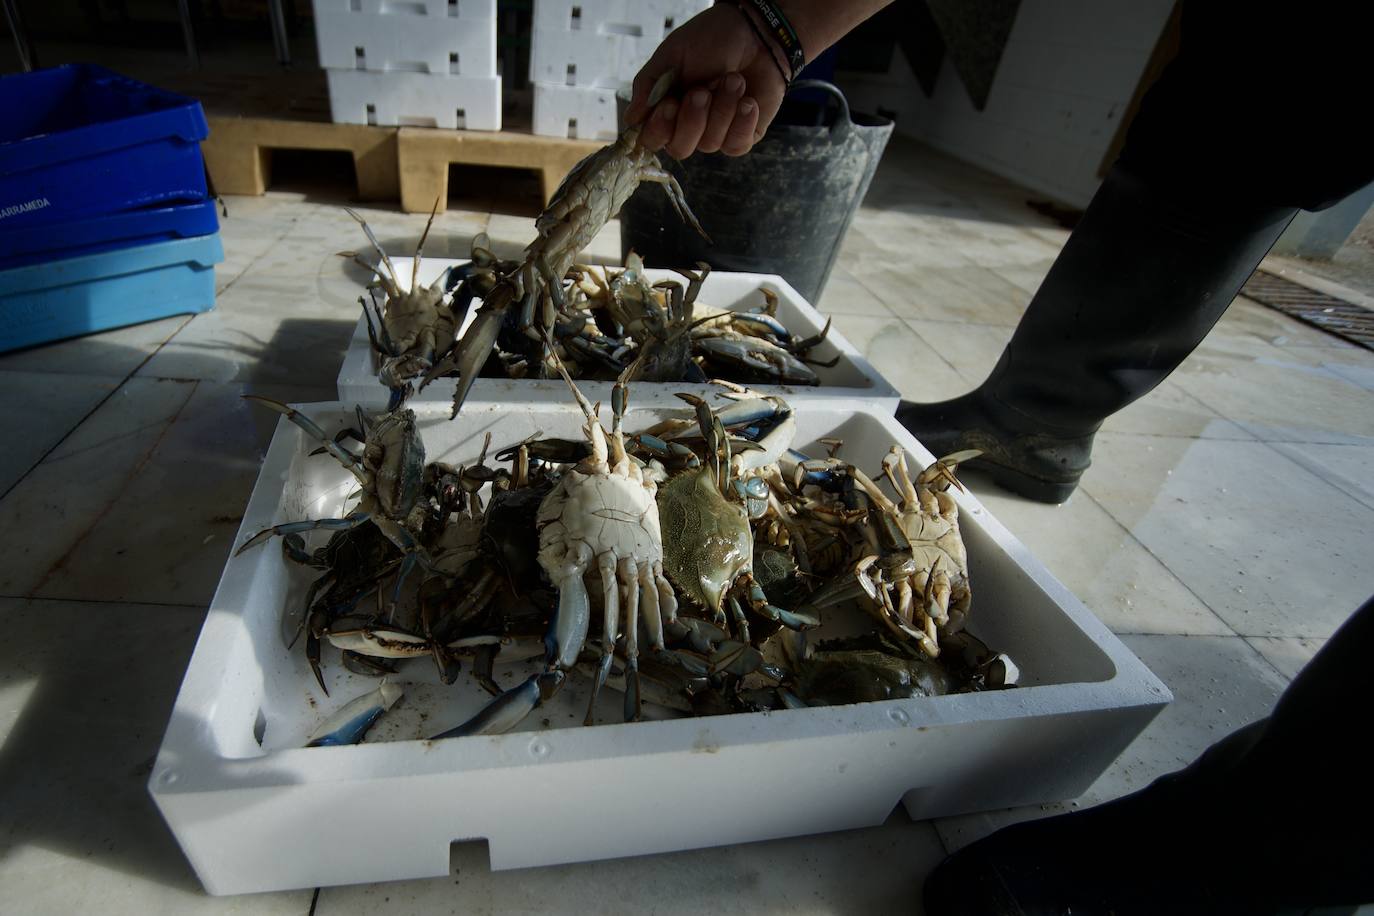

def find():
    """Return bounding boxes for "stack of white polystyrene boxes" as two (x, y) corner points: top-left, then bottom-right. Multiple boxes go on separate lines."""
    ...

(314, 0), (501, 131)
(530, 0), (710, 140)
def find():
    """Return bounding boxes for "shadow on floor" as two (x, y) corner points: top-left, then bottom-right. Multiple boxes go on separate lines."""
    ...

(0, 598), (215, 895)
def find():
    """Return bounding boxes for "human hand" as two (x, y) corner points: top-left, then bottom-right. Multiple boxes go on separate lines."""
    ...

(624, 5), (788, 159)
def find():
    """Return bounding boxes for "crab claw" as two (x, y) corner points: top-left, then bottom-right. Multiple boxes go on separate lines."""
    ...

(431, 671), (565, 739)
(918, 449), (982, 492)
(422, 296), (506, 418)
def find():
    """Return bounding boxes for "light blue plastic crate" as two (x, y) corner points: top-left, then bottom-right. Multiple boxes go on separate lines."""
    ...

(0, 233), (222, 352)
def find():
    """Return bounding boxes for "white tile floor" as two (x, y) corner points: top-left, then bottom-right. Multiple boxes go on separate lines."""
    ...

(2, 137), (1372, 913)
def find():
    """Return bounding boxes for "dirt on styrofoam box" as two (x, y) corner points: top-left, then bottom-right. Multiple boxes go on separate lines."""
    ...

(149, 399), (1170, 895)
(335, 258), (901, 407)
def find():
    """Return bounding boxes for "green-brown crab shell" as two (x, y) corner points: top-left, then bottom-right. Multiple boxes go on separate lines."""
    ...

(657, 466), (752, 614)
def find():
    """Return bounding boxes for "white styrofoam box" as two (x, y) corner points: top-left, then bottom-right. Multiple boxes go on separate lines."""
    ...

(347, 0), (496, 17)
(530, 0), (710, 87)
(529, 29), (626, 89)
(149, 400), (1170, 895)
(532, 81), (620, 139)
(325, 69), (501, 130)
(335, 258), (901, 406)
(314, 3), (496, 77)
(532, 0), (709, 38)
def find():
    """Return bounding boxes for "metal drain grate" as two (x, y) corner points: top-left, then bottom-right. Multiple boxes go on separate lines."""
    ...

(1241, 271), (1374, 350)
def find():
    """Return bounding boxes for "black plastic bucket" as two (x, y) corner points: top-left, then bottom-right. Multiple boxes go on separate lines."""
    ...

(620, 80), (894, 303)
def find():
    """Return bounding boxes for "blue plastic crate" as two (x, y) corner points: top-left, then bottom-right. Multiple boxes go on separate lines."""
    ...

(0, 64), (209, 232)
(0, 234), (222, 353)
(0, 198), (221, 271)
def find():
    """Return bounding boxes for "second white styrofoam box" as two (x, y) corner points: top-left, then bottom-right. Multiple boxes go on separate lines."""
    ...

(325, 69), (501, 130)
(149, 399), (1170, 894)
(335, 258), (901, 405)
(314, 4), (496, 77)
(532, 81), (620, 139)
(530, 0), (708, 88)
(529, 29), (625, 89)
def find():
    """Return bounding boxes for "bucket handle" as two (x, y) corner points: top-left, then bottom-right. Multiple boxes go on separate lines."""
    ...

(786, 79), (853, 143)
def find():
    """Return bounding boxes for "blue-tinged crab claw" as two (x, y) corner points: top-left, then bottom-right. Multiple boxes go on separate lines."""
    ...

(431, 671), (565, 739)
(305, 682), (403, 747)
(695, 337), (820, 386)
(236, 512), (371, 556)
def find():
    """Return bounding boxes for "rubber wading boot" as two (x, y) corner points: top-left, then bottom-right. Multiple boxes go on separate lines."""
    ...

(895, 164), (1295, 503)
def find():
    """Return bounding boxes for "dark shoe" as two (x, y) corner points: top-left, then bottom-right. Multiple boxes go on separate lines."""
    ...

(895, 393), (1092, 504)
(895, 165), (1295, 506)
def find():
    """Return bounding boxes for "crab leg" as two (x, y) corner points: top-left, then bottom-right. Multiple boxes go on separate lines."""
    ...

(344, 207), (399, 288)
(727, 595), (752, 645)
(236, 512), (370, 555)
(620, 556), (643, 722)
(742, 575), (819, 631)
(638, 166), (711, 243)
(411, 198), (440, 291)
(882, 447), (921, 508)
(280, 533), (325, 568)
(638, 562), (667, 652)
(585, 551), (621, 726)
(243, 396), (369, 485)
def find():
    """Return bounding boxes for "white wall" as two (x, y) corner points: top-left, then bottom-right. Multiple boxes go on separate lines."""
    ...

(840, 0), (1174, 208)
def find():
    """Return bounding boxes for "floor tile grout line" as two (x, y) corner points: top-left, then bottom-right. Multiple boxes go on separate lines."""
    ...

(1237, 636), (1301, 686)
(1081, 477), (1362, 642)
(1074, 486), (1241, 640)
(1094, 428), (1255, 444)
(0, 323), (195, 505)
(26, 380), (201, 597)
(1094, 425), (1374, 446)
(211, 204), (311, 299)
(1252, 439), (1374, 514)
(899, 319), (978, 383)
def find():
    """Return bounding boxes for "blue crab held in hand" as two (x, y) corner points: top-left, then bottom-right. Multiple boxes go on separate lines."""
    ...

(421, 69), (710, 417)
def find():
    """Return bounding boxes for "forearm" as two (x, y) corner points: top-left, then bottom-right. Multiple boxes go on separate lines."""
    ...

(774, 0), (895, 63)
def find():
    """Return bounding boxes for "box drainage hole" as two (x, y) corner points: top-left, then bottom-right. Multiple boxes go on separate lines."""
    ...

(450, 838), (492, 874)
(450, 52), (460, 75)
(366, 103), (377, 125)
(455, 108), (467, 129)
(354, 46), (366, 69)
(664, 16), (675, 30)
(253, 708), (267, 747)
(565, 63), (576, 85)
(567, 117), (578, 138)
(448, 0), (458, 16)
(570, 5), (581, 29)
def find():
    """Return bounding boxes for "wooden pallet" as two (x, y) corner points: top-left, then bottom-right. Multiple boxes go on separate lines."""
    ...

(203, 116), (400, 200)
(397, 126), (600, 214)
